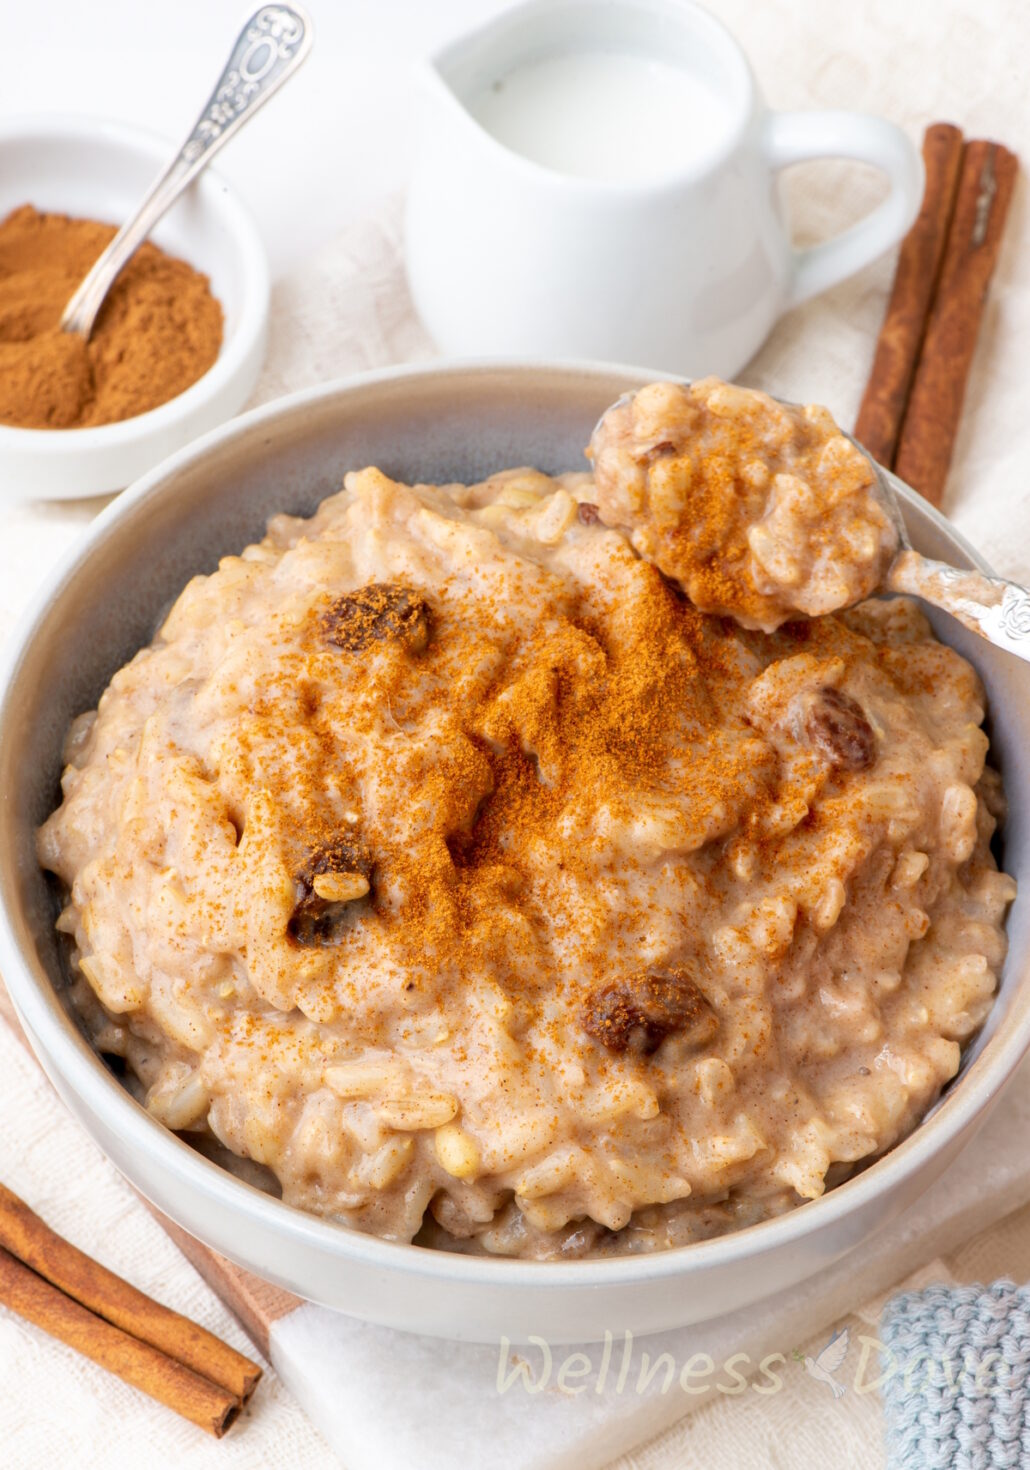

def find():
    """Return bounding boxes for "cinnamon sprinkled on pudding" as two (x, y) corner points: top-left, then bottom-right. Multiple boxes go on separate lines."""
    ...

(38, 444), (1013, 1259)
(588, 378), (899, 631)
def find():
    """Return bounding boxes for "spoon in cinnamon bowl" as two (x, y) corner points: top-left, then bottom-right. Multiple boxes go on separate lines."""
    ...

(588, 378), (1030, 664)
(60, 3), (312, 343)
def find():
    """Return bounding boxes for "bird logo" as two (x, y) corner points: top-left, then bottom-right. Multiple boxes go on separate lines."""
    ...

(791, 1327), (850, 1398)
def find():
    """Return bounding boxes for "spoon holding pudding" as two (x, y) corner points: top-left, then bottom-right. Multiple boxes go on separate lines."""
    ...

(588, 378), (1030, 659)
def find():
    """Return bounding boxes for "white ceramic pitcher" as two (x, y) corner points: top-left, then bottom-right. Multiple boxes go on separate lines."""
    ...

(404, 0), (923, 376)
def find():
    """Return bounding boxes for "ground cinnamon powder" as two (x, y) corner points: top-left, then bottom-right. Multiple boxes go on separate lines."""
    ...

(0, 204), (223, 429)
(249, 519), (782, 1058)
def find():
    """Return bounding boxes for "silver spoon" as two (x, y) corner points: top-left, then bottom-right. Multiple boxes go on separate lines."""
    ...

(849, 441), (1030, 662)
(593, 391), (1030, 663)
(60, 4), (313, 341)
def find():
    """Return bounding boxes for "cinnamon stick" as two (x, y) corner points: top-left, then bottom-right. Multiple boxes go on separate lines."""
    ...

(854, 122), (965, 467)
(0, 1247), (240, 1437)
(0, 1181), (260, 1402)
(893, 139), (1018, 505)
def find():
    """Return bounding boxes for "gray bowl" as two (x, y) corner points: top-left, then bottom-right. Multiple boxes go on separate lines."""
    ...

(1, 361), (1028, 1344)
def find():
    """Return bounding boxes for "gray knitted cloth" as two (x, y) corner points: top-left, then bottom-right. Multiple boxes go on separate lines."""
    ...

(881, 1280), (1030, 1469)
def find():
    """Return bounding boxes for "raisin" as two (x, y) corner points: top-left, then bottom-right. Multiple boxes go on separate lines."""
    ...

(582, 966), (717, 1056)
(577, 501), (602, 525)
(805, 686), (876, 771)
(322, 584), (430, 655)
(289, 836), (373, 945)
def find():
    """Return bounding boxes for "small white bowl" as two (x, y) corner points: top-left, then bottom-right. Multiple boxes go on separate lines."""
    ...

(0, 115), (270, 500)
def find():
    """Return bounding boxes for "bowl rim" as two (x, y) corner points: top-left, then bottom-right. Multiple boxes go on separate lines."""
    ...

(0, 112), (270, 456)
(2, 355), (1028, 1289)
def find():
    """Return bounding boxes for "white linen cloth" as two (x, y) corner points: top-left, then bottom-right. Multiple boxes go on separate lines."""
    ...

(1, 0), (1028, 1464)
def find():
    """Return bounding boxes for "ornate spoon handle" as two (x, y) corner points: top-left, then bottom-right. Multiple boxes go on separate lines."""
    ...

(60, 4), (313, 340)
(850, 448), (1030, 665)
(886, 549), (1030, 661)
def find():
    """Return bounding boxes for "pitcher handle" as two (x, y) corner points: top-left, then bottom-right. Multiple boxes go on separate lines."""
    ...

(763, 111), (923, 309)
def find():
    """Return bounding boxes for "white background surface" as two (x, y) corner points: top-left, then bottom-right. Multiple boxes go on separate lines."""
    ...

(1, 1), (1030, 1468)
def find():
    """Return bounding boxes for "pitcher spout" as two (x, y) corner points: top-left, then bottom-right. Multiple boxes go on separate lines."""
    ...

(425, 0), (561, 110)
